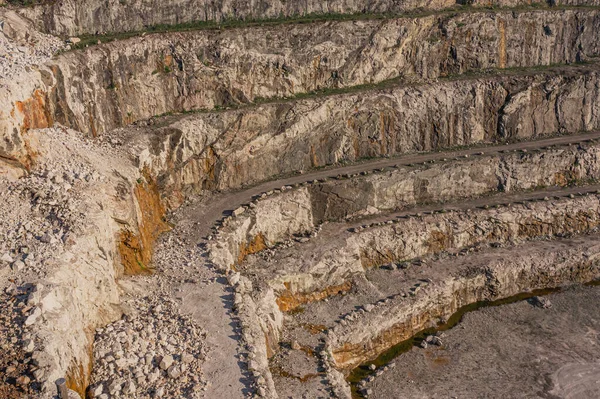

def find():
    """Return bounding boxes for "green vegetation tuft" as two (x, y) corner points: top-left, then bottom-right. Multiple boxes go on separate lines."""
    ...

(64, 4), (600, 51)
(3, 0), (56, 6)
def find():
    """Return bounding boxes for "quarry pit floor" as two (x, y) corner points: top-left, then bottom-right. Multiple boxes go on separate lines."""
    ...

(362, 284), (600, 399)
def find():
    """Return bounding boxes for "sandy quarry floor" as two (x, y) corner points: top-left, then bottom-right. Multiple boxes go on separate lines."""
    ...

(364, 284), (600, 399)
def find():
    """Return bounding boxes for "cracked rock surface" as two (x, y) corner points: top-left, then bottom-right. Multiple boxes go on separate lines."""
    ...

(4, 1), (600, 398)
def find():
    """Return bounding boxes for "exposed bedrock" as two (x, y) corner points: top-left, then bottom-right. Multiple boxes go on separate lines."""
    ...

(0, 129), (156, 398)
(307, 142), (600, 222)
(208, 139), (600, 270)
(4, 7), (600, 165)
(14, 0), (600, 37)
(132, 64), (600, 207)
(223, 192), (600, 397)
(15, 0), (457, 37)
(266, 194), (600, 308)
(327, 235), (600, 370)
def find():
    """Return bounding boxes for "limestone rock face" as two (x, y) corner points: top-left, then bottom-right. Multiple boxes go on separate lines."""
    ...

(14, 0), (600, 37)
(209, 188), (315, 269)
(208, 141), (600, 271)
(256, 194), (600, 310)
(15, 0), (456, 37)
(4, 1), (600, 398)
(134, 65), (600, 206)
(3, 8), (600, 166)
(40, 10), (600, 133)
(329, 236), (600, 370)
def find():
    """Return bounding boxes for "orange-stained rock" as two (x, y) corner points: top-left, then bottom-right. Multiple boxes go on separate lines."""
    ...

(276, 281), (353, 312)
(118, 172), (171, 275)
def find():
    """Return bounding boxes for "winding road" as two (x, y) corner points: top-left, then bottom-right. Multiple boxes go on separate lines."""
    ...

(182, 130), (600, 241)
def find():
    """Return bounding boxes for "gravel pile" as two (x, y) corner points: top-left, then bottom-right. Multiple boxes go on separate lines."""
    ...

(0, 11), (66, 85)
(0, 285), (38, 398)
(90, 291), (208, 399)
(0, 130), (107, 286)
(0, 127), (127, 397)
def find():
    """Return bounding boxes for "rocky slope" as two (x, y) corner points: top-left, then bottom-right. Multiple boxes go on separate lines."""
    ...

(13, 0), (456, 37)
(130, 63), (600, 207)
(237, 190), (600, 306)
(0, 127), (155, 398)
(203, 135), (600, 398)
(4, 7), (600, 167)
(208, 136), (600, 271)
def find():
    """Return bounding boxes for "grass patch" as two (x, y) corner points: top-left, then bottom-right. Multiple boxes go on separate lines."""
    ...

(149, 60), (593, 122)
(2, 0), (55, 6)
(65, 4), (600, 51)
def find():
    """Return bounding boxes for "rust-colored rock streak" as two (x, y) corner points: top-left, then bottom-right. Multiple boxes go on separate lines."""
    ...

(119, 173), (170, 275)
(14, 90), (53, 132)
(276, 281), (353, 312)
(10, 90), (52, 168)
(65, 339), (93, 399)
(237, 233), (268, 265)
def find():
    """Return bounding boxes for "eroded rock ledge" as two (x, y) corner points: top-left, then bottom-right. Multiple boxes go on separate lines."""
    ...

(13, 0), (600, 37)
(219, 193), (600, 398)
(209, 136), (600, 271)
(204, 134), (600, 397)
(328, 235), (600, 370)
(123, 63), (600, 209)
(4, 8), (600, 166)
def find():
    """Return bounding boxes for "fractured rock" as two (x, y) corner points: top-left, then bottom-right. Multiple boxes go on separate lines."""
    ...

(160, 354), (174, 370)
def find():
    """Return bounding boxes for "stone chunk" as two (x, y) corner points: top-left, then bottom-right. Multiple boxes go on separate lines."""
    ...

(181, 352), (194, 364)
(23, 339), (35, 352)
(16, 375), (30, 387)
(159, 354), (174, 370)
(11, 260), (25, 271)
(91, 383), (104, 397)
(529, 296), (552, 309)
(167, 364), (181, 379)
(227, 272), (241, 286)
(25, 307), (42, 326)
(1, 253), (13, 264)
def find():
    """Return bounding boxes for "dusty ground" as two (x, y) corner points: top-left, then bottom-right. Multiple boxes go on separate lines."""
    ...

(365, 285), (600, 399)
(88, 197), (255, 399)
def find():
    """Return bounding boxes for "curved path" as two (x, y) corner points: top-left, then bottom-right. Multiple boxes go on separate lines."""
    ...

(170, 130), (600, 398)
(182, 130), (600, 241)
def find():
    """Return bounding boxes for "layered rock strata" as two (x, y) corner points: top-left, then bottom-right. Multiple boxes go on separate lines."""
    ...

(231, 198), (600, 397)
(328, 235), (600, 370)
(251, 193), (600, 303)
(3, 0), (600, 398)
(209, 136), (600, 270)
(267, 235), (600, 398)
(15, 0), (600, 37)
(130, 63), (600, 207)
(5, 8), (600, 165)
